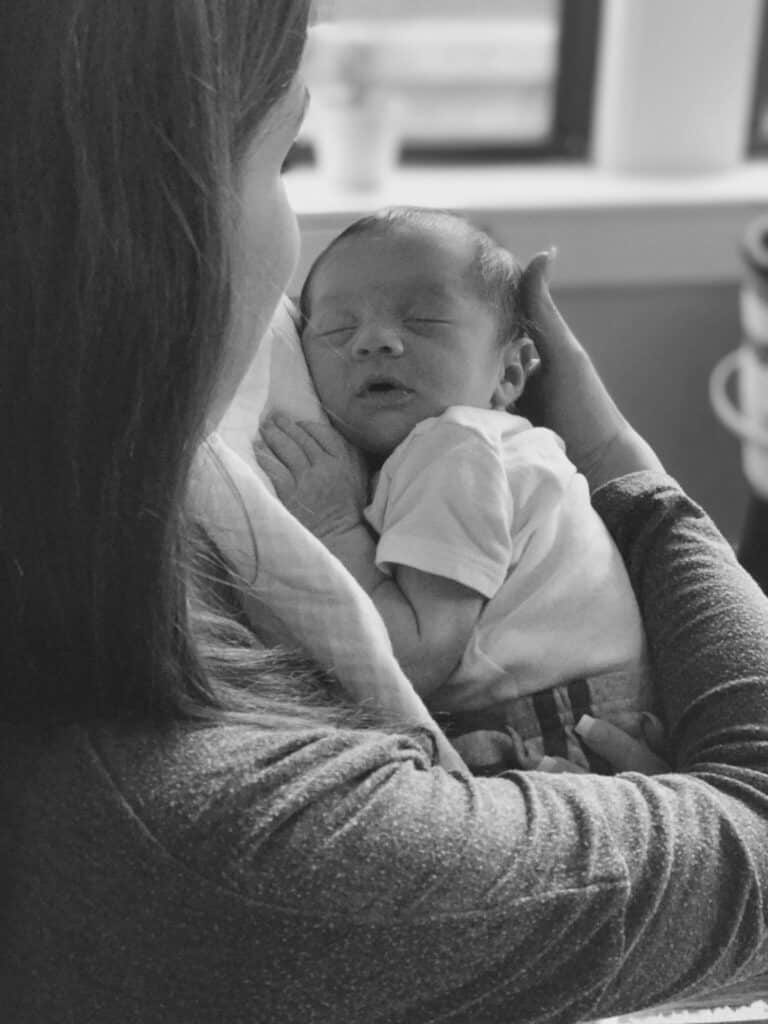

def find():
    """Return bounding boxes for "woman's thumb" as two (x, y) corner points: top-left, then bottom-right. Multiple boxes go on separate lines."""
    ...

(519, 249), (557, 333)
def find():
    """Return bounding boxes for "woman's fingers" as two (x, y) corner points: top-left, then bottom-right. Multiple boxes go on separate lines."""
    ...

(575, 715), (671, 774)
(516, 249), (590, 435)
(518, 249), (574, 362)
(536, 755), (588, 774)
(516, 250), (664, 490)
(638, 712), (669, 757)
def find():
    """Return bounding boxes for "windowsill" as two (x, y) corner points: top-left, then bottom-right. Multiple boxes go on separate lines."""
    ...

(285, 159), (768, 289)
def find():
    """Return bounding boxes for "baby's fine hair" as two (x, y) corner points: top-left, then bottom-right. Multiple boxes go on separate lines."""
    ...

(300, 206), (529, 346)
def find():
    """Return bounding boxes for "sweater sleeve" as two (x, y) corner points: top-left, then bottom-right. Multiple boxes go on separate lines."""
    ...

(591, 470), (768, 772)
(277, 471), (768, 1023)
(584, 470), (768, 1014)
(125, 472), (768, 1024)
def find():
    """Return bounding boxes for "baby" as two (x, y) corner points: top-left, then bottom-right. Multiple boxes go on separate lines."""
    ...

(259, 207), (656, 773)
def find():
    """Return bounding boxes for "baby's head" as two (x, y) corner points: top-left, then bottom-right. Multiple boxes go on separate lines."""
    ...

(299, 207), (536, 457)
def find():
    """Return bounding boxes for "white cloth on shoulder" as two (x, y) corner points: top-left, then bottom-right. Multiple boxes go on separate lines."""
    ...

(216, 297), (332, 490)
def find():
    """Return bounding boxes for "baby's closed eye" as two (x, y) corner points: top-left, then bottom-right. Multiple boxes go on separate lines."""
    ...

(403, 317), (454, 336)
(307, 319), (357, 342)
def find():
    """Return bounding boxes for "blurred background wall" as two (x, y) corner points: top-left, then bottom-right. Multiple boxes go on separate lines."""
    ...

(557, 282), (746, 542)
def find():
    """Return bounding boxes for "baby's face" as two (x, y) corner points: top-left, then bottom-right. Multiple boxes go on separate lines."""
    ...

(301, 226), (508, 456)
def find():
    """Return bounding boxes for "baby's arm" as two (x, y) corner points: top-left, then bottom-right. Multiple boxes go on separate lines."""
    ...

(326, 517), (484, 694)
(254, 414), (483, 696)
(376, 567), (484, 697)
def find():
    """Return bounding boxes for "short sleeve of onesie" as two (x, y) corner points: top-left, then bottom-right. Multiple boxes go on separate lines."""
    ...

(364, 420), (513, 599)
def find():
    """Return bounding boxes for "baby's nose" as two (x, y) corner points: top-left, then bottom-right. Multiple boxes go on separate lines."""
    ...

(350, 324), (404, 358)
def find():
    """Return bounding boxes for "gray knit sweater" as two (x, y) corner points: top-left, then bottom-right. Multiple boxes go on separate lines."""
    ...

(3, 472), (768, 1024)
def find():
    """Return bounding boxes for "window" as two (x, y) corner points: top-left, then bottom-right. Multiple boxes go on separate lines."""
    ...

(292, 0), (601, 169)
(750, 0), (768, 154)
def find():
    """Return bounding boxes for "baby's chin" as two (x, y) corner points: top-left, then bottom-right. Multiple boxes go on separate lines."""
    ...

(329, 416), (405, 462)
(351, 431), (403, 463)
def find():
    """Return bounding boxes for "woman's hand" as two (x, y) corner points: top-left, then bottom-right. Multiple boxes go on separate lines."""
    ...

(516, 252), (665, 492)
(253, 413), (369, 539)
(537, 713), (670, 775)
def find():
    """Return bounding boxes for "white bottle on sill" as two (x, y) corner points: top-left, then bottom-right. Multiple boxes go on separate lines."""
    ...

(313, 81), (401, 192)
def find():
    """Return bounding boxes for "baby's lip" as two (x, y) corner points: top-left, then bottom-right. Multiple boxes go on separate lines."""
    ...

(355, 375), (412, 397)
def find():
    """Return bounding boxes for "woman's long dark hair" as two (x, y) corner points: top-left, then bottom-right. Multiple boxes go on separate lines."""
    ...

(0, 0), (395, 732)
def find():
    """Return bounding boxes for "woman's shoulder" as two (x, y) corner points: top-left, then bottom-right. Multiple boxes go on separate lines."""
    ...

(91, 718), (434, 834)
(89, 719), (444, 900)
(4, 718), (442, 908)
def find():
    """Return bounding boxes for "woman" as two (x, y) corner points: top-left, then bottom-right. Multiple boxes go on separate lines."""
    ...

(2, 2), (768, 1022)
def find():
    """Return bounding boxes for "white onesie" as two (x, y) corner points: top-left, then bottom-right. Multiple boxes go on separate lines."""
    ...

(365, 406), (654, 771)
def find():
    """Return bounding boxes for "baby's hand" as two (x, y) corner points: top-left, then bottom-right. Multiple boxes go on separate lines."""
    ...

(253, 414), (369, 538)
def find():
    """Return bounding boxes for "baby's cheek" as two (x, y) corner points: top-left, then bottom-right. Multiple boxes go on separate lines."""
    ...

(305, 358), (339, 410)
(307, 345), (346, 386)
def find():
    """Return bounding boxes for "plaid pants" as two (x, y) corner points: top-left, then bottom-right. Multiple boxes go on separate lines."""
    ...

(442, 661), (657, 775)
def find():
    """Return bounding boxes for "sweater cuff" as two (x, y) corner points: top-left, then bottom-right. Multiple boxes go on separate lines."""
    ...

(591, 471), (692, 534)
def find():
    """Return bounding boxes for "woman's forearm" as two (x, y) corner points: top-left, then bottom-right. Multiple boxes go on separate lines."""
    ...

(593, 470), (768, 770)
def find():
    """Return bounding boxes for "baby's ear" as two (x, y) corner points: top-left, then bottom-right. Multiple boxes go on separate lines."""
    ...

(492, 335), (539, 410)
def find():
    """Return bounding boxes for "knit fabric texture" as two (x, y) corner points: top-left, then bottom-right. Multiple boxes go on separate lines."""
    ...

(3, 472), (768, 1023)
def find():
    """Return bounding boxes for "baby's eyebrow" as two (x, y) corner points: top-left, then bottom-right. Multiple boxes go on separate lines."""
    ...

(398, 281), (466, 312)
(411, 282), (454, 301)
(307, 282), (456, 317)
(307, 304), (356, 321)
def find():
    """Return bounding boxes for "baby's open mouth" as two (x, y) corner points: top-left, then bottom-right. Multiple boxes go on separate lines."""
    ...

(357, 378), (411, 397)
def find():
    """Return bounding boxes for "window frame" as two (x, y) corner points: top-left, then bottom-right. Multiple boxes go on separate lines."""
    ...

(749, 0), (768, 156)
(287, 0), (602, 169)
(400, 0), (601, 164)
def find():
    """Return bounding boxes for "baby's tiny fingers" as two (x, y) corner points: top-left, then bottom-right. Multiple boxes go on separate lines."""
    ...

(258, 419), (311, 473)
(252, 445), (293, 492)
(296, 419), (347, 456)
(265, 413), (325, 461)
